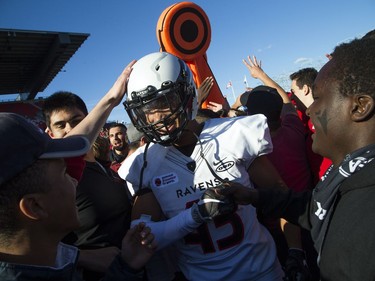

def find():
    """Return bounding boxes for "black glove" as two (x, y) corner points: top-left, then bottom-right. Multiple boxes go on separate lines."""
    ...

(191, 185), (236, 223)
(283, 249), (310, 281)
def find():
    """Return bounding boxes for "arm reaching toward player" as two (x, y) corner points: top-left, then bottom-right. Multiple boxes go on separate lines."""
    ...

(102, 222), (157, 281)
(197, 76), (214, 108)
(131, 187), (236, 250)
(67, 60), (136, 145)
(121, 222), (157, 270)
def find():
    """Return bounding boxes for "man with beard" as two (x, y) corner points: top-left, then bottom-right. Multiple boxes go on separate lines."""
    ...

(108, 122), (129, 172)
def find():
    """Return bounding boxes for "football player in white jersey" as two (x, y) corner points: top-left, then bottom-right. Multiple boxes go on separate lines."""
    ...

(119, 52), (286, 281)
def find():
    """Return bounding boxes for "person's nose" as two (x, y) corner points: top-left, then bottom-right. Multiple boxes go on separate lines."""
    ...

(148, 112), (163, 124)
(65, 123), (73, 134)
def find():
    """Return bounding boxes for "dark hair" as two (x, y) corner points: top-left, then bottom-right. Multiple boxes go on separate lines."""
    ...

(93, 135), (110, 162)
(289, 68), (318, 89)
(329, 33), (375, 99)
(0, 160), (50, 243)
(107, 122), (127, 132)
(362, 29), (375, 40)
(195, 108), (222, 123)
(43, 91), (88, 128)
(241, 86), (283, 123)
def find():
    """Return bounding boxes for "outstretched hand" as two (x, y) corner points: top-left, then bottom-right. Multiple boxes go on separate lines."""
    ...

(214, 181), (259, 206)
(65, 60), (137, 145)
(242, 55), (265, 80)
(206, 101), (223, 113)
(106, 60), (137, 107)
(121, 222), (156, 270)
(197, 76), (214, 107)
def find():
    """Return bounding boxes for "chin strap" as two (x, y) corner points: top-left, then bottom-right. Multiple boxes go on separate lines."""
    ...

(138, 141), (151, 190)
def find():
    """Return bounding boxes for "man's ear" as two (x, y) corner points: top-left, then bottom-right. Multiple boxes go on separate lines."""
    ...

(45, 127), (54, 138)
(351, 94), (375, 121)
(19, 194), (48, 221)
(303, 85), (310, 96)
(140, 136), (147, 146)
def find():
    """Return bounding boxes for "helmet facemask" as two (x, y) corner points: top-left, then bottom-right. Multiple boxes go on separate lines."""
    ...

(125, 77), (195, 146)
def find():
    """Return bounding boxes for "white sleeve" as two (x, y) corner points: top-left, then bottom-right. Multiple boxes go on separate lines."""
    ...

(236, 114), (273, 157)
(131, 208), (202, 250)
(118, 143), (169, 194)
(117, 146), (143, 181)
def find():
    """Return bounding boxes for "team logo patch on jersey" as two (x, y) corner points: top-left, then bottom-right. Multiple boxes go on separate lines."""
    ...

(213, 158), (235, 172)
(153, 172), (178, 187)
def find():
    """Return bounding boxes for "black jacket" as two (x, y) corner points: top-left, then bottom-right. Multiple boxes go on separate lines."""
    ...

(258, 160), (375, 281)
(0, 244), (143, 281)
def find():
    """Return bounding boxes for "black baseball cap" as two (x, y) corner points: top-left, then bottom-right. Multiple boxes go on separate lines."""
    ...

(0, 112), (90, 185)
(240, 85), (283, 122)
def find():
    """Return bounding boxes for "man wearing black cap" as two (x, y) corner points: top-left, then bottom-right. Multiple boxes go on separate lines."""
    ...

(237, 84), (316, 280)
(0, 113), (156, 280)
(41, 63), (138, 280)
(241, 57), (318, 280)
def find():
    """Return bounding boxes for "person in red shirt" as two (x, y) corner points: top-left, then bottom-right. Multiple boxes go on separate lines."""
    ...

(242, 56), (321, 280)
(289, 68), (332, 182)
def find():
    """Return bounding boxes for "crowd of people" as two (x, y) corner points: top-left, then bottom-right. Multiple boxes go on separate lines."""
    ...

(0, 29), (374, 281)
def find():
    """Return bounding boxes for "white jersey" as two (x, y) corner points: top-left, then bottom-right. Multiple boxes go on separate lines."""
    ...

(119, 115), (283, 281)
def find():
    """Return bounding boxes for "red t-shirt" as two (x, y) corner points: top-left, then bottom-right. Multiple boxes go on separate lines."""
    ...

(299, 111), (332, 183)
(267, 114), (314, 192)
(65, 156), (86, 182)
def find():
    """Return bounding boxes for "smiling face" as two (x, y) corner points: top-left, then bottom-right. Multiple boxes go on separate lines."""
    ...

(306, 60), (352, 166)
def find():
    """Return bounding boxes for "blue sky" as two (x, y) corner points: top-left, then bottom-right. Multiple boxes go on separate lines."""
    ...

(1, 0), (374, 123)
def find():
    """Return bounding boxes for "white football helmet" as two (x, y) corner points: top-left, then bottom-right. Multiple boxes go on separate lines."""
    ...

(124, 52), (197, 145)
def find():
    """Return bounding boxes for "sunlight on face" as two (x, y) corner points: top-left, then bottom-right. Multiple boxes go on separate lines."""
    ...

(145, 108), (172, 124)
(145, 106), (183, 136)
(48, 108), (85, 138)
